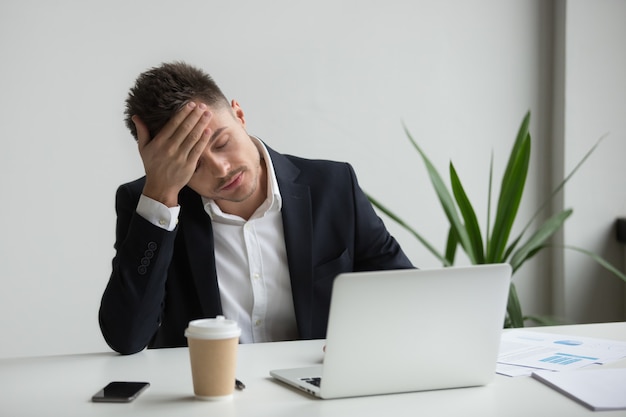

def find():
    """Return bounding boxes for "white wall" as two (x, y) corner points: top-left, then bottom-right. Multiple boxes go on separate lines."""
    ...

(0, 0), (622, 358)
(555, 0), (626, 323)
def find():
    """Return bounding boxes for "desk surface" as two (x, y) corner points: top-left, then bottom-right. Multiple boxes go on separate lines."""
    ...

(2, 322), (626, 417)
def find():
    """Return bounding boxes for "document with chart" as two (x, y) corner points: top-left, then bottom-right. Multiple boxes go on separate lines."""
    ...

(496, 330), (626, 377)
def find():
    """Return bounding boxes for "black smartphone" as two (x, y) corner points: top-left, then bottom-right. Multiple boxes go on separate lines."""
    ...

(91, 381), (150, 403)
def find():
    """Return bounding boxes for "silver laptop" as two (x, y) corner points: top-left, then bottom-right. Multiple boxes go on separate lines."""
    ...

(270, 264), (511, 399)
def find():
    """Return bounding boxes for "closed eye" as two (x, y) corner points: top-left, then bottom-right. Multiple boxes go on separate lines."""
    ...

(214, 139), (229, 150)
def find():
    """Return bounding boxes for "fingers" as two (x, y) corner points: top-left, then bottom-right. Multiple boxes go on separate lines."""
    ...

(132, 116), (150, 149)
(157, 102), (211, 149)
(133, 100), (212, 179)
(133, 101), (212, 161)
(177, 109), (212, 158)
(153, 101), (197, 143)
(185, 123), (212, 164)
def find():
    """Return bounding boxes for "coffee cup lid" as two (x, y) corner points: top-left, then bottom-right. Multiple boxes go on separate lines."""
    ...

(184, 316), (241, 340)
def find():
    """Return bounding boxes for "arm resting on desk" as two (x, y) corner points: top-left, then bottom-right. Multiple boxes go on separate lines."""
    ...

(99, 183), (177, 355)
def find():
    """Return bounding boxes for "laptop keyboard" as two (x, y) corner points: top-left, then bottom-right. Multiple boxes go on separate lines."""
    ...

(301, 377), (321, 387)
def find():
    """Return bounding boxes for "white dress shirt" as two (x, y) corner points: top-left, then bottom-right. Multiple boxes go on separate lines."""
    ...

(136, 137), (298, 343)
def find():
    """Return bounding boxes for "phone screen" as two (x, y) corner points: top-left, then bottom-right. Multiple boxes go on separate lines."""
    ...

(91, 381), (150, 403)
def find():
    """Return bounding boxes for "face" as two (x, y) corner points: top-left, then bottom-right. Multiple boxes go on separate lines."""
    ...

(186, 100), (266, 216)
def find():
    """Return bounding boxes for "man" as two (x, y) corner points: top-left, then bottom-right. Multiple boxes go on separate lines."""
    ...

(99, 62), (413, 355)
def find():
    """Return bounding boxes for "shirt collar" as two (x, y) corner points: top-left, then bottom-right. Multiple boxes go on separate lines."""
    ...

(202, 136), (282, 222)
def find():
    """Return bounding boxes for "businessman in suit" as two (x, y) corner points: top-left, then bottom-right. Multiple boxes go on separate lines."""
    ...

(99, 62), (413, 355)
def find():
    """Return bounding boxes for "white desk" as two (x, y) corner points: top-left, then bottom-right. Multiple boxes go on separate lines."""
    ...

(2, 322), (625, 417)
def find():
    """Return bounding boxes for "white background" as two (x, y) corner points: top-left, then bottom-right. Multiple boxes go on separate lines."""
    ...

(0, 0), (624, 358)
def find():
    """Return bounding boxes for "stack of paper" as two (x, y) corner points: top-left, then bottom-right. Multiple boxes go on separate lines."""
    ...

(531, 368), (626, 411)
(496, 330), (626, 377)
(495, 330), (626, 411)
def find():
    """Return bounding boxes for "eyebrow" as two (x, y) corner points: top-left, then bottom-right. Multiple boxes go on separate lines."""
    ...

(210, 127), (227, 143)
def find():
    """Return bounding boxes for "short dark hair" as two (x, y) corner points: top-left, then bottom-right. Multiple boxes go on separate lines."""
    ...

(124, 61), (229, 140)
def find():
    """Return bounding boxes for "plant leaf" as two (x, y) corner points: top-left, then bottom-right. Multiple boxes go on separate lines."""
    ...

(450, 163), (485, 263)
(516, 135), (607, 240)
(524, 315), (569, 326)
(506, 282), (524, 328)
(445, 226), (458, 265)
(561, 245), (626, 283)
(403, 124), (477, 263)
(509, 209), (573, 272)
(486, 151), (494, 256)
(502, 233), (523, 262)
(367, 193), (451, 266)
(487, 112), (531, 263)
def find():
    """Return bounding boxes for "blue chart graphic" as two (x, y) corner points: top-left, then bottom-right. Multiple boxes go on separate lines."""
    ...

(554, 340), (583, 346)
(540, 352), (598, 365)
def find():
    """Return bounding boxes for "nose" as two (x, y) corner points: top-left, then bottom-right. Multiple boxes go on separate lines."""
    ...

(199, 150), (231, 178)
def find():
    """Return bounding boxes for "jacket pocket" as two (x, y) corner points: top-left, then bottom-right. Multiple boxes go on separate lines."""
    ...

(313, 248), (352, 283)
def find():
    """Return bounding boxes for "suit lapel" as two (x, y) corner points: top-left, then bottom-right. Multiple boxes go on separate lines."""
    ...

(269, 147), (315, 338)
(179, 187), (223, 318)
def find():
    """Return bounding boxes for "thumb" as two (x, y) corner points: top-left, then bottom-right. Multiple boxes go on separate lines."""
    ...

(132, 115), (150, 148)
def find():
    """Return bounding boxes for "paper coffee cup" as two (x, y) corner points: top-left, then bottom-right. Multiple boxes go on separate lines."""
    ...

(184, 316), (241, 400)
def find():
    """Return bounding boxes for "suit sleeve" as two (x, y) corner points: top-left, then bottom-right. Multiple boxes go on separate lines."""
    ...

(348, 164), (414, 271)
(99, 183), (178, 354)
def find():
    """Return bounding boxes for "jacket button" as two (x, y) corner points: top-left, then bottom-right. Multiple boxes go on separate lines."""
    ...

(140, 257), (150, 266)
(138, 265), (147, 275)
(147, 241), (157, 251)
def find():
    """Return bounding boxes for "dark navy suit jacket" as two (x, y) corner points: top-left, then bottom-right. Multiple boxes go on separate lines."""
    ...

(99, 146), (413, 354)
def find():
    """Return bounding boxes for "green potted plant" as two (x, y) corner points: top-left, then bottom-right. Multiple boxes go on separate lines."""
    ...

(368, 112), (626, 327)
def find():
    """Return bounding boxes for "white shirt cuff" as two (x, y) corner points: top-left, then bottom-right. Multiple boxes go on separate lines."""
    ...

(136, 194), (180, 231)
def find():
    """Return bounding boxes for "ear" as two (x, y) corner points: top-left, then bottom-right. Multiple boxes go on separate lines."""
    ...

(230, 99), (246, 128)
